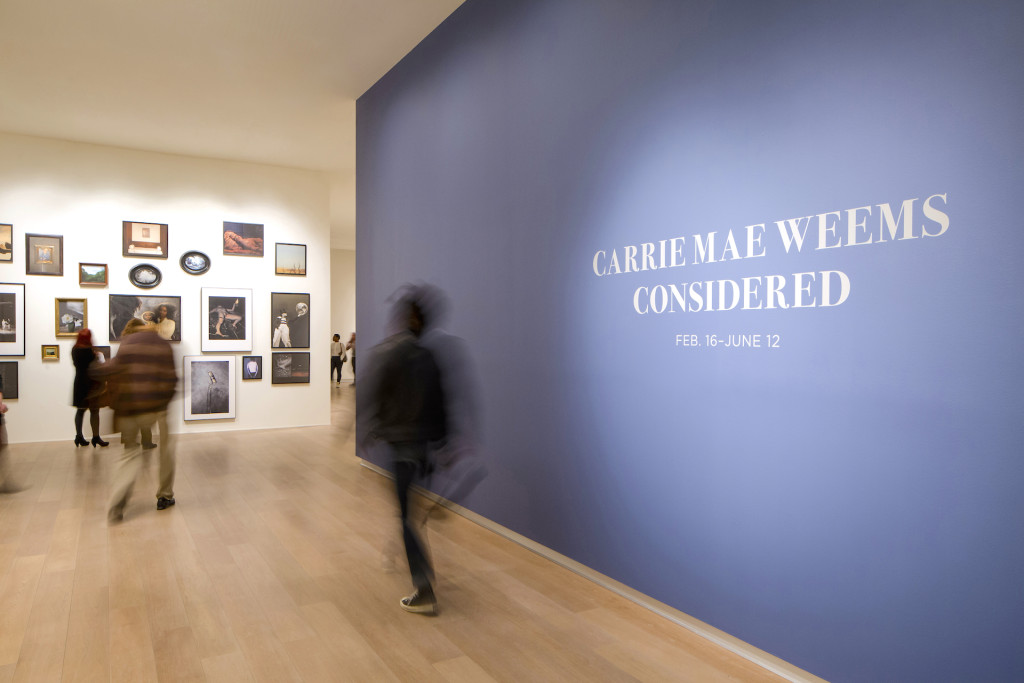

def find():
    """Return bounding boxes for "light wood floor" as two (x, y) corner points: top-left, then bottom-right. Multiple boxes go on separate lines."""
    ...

(0, 386), (785, 682)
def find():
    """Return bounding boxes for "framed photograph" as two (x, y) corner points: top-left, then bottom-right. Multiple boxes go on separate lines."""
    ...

(223, 221), (264, 257)
(275, 243), (306, 276)
(270, 292), (310, 349)
(79, 263), (108, 286)
(94, 345), (112, 363)
(183, 355), (235, 420)
(55, 298), (88, 337)
(123, 221), (168, 259)
(0, 224), (12, 263)
(180, 250), (210, 275)
(42, 344), (59, 361)
(129, 263), (162, 288)
(0, 362), (18, 398)
(271, 352), (310, 384)
(25, 234), (63, 276)
(201, 287), (252, 352)
(242, 355), (262, 380)
(0, 283), (25, 356)
(109, 294), (181, 342)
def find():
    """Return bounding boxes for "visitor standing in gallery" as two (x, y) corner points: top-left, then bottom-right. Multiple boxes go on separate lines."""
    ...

(71, 329), (109, 447)
(347, 332), (357, 382)
(330, 333), (346, 385)
(362, 292), (447, 615)
(92, 320), (177, 522)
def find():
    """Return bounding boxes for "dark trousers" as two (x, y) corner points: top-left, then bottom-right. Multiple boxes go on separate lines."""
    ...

(393, 445), (433, 592)
(331, 355), (343, 381)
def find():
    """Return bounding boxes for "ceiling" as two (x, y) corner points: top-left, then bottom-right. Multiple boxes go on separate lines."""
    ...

(0, 0), (466, 249)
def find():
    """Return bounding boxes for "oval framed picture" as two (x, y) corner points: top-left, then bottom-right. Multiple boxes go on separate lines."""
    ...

(129, 263), (162, 289)
(180, 250), (211, 275)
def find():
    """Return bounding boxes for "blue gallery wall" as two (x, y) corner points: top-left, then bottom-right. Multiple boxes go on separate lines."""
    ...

(356, 1), (1024, 680)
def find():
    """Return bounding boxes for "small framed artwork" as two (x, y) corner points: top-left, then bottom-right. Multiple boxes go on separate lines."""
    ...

(0, 361), (18, 398)
(242, 355), (262, 380)
(180, 250), (210, 275)
(271, 352), (310, 384)
(79, 263), (108, 286)
(42, 344), (59, 361)
(183, 355), (236, 420)
(25, 234), (63, 276)
(270, 292), (310, 349)
(129, 263), (162, 288)
(94, 345), (112, 363)
(223, 221), (264, 257)
(275, 243), (306, 276)
(201, 287), (252, 352)
(55, 298), (88, 337)
(0, 224), (12, 263)
(0, 283), (25, 356)
(123, 221), (168, 259)
(109, 294), (182, 342)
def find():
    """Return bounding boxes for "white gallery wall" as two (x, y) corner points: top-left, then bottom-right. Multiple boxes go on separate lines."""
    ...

(0, 132), (332, 443)
(329, 248), (356, 381)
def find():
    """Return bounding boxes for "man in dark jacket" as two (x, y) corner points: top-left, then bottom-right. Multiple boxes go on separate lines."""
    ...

(93, 321), (177, 522)
(364, 294), (447, 615)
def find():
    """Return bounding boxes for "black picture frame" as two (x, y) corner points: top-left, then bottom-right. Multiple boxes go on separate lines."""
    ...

(180, 250), (210, 275)
(0, 361), (18, 399)
(223, 221), (264, 257)
(270, 292), (310, 349)
(271, 352), (310, 384)
(25, 234), (63, 276)
(129, 263), (162, 289)
(275, 243), (306, 276)
(242, 355), (262, 380)
(109, 294), (181, 342)
(123, 221), (168, 259)
(0, 283), (25, 356)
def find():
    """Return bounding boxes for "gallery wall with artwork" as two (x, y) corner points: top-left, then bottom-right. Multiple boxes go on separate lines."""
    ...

(0, 131), (332, 442)
(356, 1), (1024, 681)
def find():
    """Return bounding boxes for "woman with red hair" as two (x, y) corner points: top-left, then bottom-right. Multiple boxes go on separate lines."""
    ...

(72, 329), (108, 447)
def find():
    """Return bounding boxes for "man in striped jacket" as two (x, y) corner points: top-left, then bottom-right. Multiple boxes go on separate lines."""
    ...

(93, 320), (178, 523)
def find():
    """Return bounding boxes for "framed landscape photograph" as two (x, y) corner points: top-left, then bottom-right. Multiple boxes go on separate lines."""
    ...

(242, 355), (262, 380)
(271, 352), (310, 384)
(0, 361), (18, 398)
(0, 283), (25, 356)
(79, 263), (108, 286)
(183, 355), (235, 420)
(25, 234), (63, 276)
(109, 294), (182, 342)
(41, 344), (59, 361)
(0, 224), (12, 263)
(223, 221), (264, 257)
(270, 292), (310, 349)
(55, 298), (88, 337)
(123, 221), (168, 259)
(201, 287), (252, 352)
(275, 243), (306, 276)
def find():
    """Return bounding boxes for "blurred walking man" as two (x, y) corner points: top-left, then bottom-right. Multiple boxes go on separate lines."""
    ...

(94, 321), (177, 523)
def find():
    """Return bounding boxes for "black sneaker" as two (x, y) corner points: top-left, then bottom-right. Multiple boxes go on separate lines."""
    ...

(157, 497), (175, 510)
(400, 589), (438, 615)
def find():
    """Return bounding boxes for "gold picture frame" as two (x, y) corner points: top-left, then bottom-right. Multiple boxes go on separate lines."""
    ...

(55, 298), (88, 337)
(41, 344), (59, 361)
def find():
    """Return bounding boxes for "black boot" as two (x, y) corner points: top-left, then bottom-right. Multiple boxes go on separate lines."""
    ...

(75, 435), (88, 447)
(92, 436), (110, 448)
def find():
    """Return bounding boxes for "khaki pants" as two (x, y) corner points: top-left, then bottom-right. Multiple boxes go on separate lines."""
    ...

(109, 411), (175, 515)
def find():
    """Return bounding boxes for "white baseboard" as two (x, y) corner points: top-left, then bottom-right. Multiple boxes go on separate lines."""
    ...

(359, 459), (827, 683)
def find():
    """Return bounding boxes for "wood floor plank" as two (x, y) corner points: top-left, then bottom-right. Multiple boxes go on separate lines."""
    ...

(0, 389), (795, 682)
